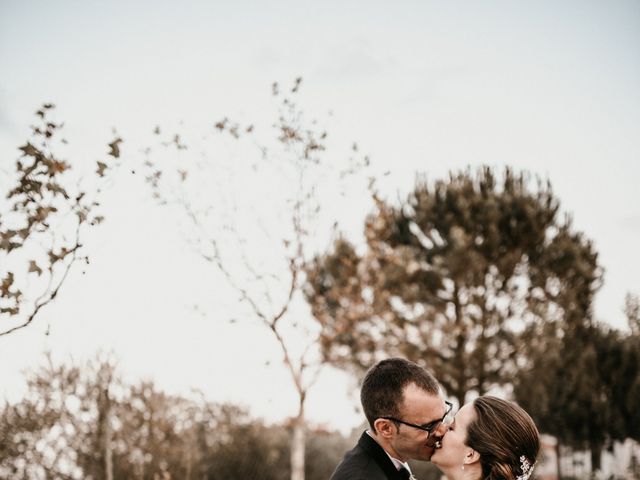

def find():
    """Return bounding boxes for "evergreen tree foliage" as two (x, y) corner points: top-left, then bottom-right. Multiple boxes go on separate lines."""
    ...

(305, 167), (602, 405)
(514, 322), (640, 473)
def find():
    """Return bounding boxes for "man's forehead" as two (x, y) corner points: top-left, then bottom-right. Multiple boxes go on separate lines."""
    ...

(400, 383), (444, 418)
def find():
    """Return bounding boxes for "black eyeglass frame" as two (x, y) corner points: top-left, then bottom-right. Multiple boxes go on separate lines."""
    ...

(379, 400), (453, 435)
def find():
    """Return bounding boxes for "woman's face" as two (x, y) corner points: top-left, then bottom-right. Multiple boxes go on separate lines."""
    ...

(430, 402), (477, 470)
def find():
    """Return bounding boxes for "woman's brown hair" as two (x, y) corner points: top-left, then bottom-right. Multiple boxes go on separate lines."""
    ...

(466, 396), (540, 480)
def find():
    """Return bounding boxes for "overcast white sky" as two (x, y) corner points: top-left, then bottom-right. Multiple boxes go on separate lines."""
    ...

(1, 0), (639, 433)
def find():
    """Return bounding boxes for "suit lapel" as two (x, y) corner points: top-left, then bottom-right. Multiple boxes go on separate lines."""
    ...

(357, 432), (406, 480)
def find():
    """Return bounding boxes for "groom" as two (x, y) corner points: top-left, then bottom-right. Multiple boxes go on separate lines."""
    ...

(330, 358), (452, 480)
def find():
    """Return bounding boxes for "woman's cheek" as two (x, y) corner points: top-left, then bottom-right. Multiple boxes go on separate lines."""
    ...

(443, 431), (459, 449)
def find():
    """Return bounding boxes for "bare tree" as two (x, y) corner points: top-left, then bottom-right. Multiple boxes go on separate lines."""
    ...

(140, 78), (370, 480)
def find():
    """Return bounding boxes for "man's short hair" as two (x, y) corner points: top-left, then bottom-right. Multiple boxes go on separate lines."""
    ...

(360, 358), (440, 431)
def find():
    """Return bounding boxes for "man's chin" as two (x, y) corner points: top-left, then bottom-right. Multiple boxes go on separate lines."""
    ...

(418, 446), (436, 461)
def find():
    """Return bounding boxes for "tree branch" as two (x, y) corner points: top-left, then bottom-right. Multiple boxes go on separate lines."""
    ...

(0, 230), (82, 337)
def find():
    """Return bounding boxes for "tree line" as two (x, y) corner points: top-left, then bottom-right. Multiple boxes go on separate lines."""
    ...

(0, 354), (363, 480)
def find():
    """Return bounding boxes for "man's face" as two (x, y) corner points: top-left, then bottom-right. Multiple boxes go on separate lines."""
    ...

(388, 383), (449, 462)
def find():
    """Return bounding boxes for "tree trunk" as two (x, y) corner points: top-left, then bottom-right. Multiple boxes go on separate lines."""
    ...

(104, 417), (113, 480)
(98, 386), (113, 480)
(590, 442), (602, 475)
(452, 282), (467, 408)
(291, 394), (306, 480)
(555, 441), (562, 480)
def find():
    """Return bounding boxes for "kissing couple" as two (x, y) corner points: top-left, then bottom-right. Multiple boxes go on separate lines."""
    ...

(330, 358), (538, 480)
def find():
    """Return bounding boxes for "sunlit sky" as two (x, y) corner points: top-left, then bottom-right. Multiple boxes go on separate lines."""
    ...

(1, 0), (639, 432)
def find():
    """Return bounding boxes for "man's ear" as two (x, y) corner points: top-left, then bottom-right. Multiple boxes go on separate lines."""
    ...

(373, 418), (397, 438)
(463, 448), (481, 466)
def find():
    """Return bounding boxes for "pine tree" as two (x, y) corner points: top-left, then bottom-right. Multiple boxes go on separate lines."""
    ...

(305, 167), (602, 405)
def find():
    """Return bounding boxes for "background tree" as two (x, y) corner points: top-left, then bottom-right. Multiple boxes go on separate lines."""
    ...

(0, 104), (118, 337)
(138, 78), (370, 480)
(622, 294), (640, 451)
(0, 353), (121, 479)
(625, 292), (640, 336)
(514, 319), (640, 476)
(305, 167), (602, 405)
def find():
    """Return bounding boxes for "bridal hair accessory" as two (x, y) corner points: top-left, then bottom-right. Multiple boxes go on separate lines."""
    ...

(516, 455), (534, 480)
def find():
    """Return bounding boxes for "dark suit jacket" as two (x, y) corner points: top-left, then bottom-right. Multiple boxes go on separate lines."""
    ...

(330, 431), (409, 480)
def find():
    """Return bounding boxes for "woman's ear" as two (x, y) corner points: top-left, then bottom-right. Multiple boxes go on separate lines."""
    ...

(373, 418), (396, 438)
(463, 448), (481, 466)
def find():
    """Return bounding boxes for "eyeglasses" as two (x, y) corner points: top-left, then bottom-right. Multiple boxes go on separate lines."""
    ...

(380, 400), (454, 435)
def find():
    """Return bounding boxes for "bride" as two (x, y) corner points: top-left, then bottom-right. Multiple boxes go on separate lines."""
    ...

(431, 396), (540, 480)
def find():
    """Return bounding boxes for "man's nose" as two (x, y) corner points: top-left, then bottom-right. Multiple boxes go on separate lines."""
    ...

(434, 421), (450, 437)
